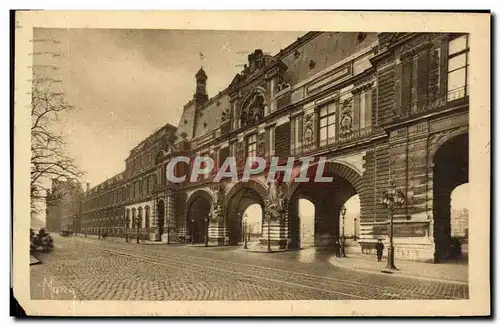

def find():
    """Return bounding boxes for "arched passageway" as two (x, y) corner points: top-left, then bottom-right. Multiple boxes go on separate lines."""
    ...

(226, 182), (266, 245)
(242, 204), (263, 242)
(287, 162), (360, 250)
(186, 191), (212, 244)
(433, 133), (468, 262)
(338, 195), (361, 240)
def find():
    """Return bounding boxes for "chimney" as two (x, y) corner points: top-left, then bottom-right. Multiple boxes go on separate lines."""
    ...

(86, 183), (90, 192)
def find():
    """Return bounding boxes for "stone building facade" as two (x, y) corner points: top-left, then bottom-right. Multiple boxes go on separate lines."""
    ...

(77, 32), (469, 262)
(45, 179), (84, 233)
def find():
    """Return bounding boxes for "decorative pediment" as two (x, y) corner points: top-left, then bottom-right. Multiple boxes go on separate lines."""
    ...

(228, 49), (278, 91)
(229, 73), (242, 90)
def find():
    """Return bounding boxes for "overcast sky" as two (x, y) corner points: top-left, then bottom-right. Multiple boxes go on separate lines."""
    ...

(34, 28), (306, 187)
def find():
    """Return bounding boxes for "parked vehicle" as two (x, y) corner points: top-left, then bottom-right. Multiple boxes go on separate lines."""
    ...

(60, 229), (72, 237)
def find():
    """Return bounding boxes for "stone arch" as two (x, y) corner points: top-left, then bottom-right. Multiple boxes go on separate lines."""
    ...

(428, 125), (468, 161)
(285, 161), (363, 200)
(224, 179), (268, 207)
(185, 189), (214, 244)
(286, 161), (363, 249)
(431, 131), (468, 262)
(224, 180), (268, 245)
(184, 189), (215, 219)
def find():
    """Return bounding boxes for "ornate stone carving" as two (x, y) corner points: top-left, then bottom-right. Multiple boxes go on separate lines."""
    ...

(339, 98), (353, 137)
(264, 181), (288, 222)
(207, 185), (225, 223)
(428, 48), (441, 103)
(221, 108), (231, 123)
(208, 198), (224, 224)
(276, 81), (291, 93)
(340, 112), (353, 137)
(228, 49), (275, 90)
(303, 113), (315, 148)
(235, 141), (245, 167)
(240, 90), (265, 127)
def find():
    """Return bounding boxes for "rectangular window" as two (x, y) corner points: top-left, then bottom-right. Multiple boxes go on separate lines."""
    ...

(246, 134), (257, 158)
(359, 89), (372, 130)
(447, 35), (469, 101)
(319, 101), (337, 147)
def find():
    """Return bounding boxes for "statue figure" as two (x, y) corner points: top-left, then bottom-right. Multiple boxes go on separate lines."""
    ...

(268, 180), (279, 205)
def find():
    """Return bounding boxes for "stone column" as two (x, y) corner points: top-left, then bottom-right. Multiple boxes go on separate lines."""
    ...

(260, 216), (288, 249)
(313, 198), (337, 248)
(153, 196), (162, 241)
(259, 198), (289, 250)
(208, 187), (228, 246)
(208, 218), (228, 246)
(162, 189), (177, 242)
(175, 194), (188, 243)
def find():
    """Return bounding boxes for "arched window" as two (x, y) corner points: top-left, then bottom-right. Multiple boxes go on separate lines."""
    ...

(240, 91), (265, 127)
(145, 206), (150, 229)
(138, 207), (143, 228)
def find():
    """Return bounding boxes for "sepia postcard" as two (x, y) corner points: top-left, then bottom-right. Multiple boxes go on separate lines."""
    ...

(13, 10), (490, 316)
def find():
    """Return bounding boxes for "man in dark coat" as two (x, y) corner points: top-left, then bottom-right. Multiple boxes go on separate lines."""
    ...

(335, 239), (341, 257)
(375, 239), (384, 262)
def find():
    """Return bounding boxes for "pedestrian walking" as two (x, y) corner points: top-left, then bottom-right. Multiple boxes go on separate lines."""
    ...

(375, 239), (384, 262)
(335, 239), (341, 257)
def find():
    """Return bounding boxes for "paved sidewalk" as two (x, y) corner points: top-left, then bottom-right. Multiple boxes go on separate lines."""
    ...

(74, 234), (172, 245)
(328, 253), (468, 284)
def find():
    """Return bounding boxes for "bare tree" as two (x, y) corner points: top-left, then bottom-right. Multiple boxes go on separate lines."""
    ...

(31, 78), (85, 216)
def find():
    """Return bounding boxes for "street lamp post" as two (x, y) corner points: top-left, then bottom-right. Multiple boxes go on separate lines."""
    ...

(204, 217), (209, 247)
(340, 205), (347, 257)
(243, 219), (248, 249)
(267, 215), (271, 253)
(191, 219), (195, 245)
(354, 217), (358, 241)
(381, 180), (406, 271)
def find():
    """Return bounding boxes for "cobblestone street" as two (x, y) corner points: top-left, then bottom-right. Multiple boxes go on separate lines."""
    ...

(30, 235), (469, 301)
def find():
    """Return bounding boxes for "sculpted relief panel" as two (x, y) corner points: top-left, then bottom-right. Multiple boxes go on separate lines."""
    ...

(339, 98), (353, 137)
(303, 113), (316, 150)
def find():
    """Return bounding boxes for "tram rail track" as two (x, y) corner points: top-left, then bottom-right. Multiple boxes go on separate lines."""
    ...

(74, 240), (467, 300)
